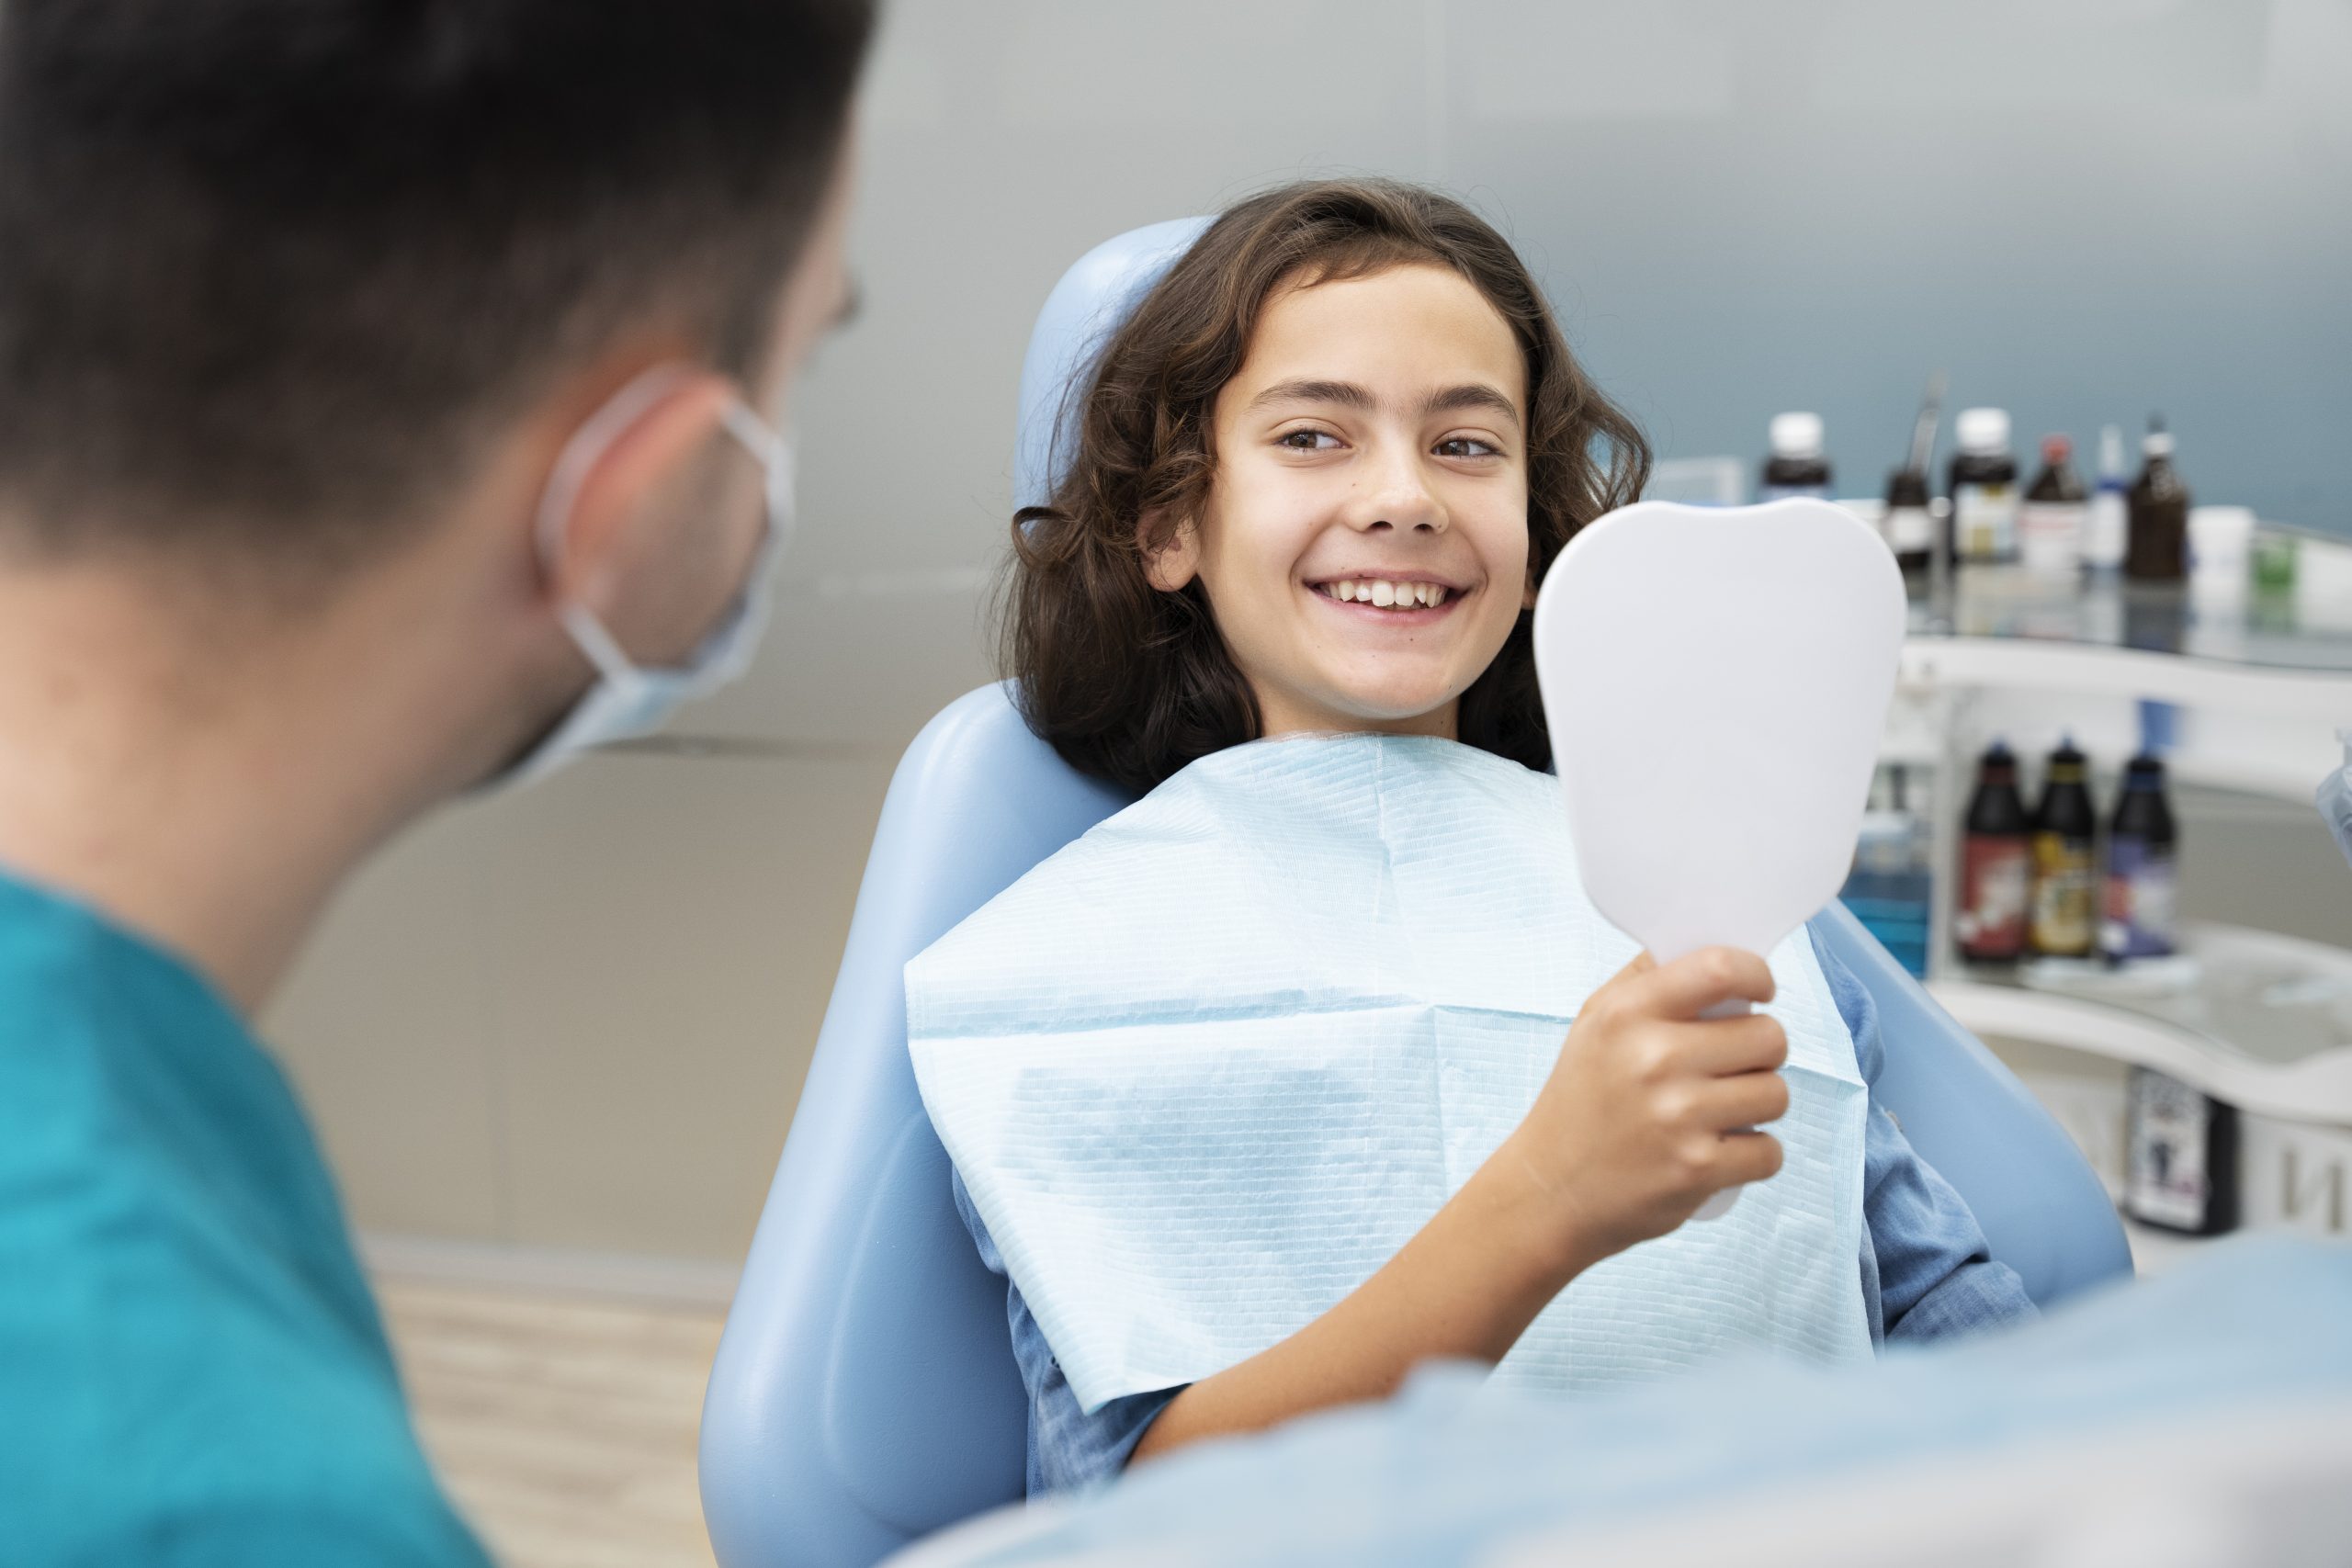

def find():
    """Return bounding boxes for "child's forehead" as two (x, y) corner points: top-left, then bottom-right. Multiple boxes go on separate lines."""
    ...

(1228, 264), (1525, 412)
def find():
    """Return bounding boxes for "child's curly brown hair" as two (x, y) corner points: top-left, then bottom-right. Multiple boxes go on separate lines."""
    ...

(1005, 178), (1649, 795)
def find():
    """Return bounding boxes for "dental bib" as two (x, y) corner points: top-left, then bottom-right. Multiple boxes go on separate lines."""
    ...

(907, 735), (1871, 1415)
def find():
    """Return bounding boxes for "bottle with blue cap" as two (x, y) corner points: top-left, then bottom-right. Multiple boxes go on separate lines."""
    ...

(2101, 751), (2177, 962)
(2083, 423), (2130, 573)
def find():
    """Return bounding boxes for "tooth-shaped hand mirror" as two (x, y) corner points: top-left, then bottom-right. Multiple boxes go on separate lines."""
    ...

(1532, 498), (1907, 1220)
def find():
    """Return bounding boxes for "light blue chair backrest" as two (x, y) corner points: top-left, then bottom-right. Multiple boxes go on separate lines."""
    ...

(697, 220), (2132, 1568)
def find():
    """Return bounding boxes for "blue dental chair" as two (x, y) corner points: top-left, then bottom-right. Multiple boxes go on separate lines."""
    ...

(696, 220), (2134, 1568)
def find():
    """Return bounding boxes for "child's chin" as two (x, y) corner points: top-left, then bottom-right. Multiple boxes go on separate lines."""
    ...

(1326, 685), (1458, 727)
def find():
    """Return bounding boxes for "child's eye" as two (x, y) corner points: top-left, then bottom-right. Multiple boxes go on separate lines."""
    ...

(1435, 436), (1502, 459)
(1276, 428), (1341, 452)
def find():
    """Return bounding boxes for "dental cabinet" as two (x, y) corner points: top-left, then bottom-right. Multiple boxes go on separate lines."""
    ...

(1876, 521), (2352, 1261)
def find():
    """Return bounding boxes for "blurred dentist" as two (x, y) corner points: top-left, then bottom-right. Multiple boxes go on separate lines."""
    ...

(0, 3), (873, 1562)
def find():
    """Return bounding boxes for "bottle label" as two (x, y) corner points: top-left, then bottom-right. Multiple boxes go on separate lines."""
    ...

(2018, 501), (2087, 576)
(2125, 1066), (2213, 1231)
(1758, 483), (1831, 502)
(1956, 838), (2030, 956)
(2101, 837), (2178, 960)
(1954, 481), (2018, 560)
(2029, 832), (2097, 954)
(1885, 504), (1933, 554)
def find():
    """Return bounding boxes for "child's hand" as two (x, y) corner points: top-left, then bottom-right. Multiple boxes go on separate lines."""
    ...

(1501, 948), (1789, 1267)
(1132, 946), (1791, 1468)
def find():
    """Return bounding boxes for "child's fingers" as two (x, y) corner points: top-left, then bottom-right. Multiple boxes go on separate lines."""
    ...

(1630, 946), (1776, 1021)
(1692, 1066), (1791, 1132)
(1665, 1012), (1789, 1078)
(1708, 1128), (1785, 1190)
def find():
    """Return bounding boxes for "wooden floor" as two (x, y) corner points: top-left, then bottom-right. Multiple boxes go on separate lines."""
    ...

(378, 1277), (728, 1568)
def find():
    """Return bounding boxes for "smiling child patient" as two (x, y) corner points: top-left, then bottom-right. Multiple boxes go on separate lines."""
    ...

(907, 179), (2033, 1497)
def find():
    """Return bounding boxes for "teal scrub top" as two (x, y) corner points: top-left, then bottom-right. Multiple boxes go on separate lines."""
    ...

(0, 871), (492, 1567)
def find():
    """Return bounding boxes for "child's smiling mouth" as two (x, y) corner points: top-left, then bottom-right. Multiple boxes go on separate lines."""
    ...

(1306, 575), (1465, 614)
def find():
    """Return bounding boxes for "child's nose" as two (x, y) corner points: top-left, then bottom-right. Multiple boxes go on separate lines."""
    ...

(1350, 444), (1447, 534)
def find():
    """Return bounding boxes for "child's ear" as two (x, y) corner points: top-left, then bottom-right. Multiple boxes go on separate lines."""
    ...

(1138, 506), (1200, 593)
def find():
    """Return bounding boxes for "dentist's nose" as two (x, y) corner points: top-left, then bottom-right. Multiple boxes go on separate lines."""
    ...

(1345, 439), (1447, 535)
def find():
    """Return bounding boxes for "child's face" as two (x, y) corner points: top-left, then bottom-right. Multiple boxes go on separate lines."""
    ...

(1147, 263), (1532, 741)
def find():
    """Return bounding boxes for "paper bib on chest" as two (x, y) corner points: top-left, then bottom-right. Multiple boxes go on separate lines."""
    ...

(907, 735), (1872, 1414)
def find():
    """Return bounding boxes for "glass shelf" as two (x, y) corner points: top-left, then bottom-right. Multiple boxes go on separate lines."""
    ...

(1882, 531), (2352, 799)
(1885, 521), (2352, 674)
(1928, 923), (2352, 1126)
(2013, 927), (2352, 1069)
(1911, 566), (2352, 674)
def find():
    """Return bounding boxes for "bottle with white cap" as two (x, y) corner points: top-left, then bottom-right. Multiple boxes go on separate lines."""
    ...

(2126, 414), (2190, 581)
(1946, 407), (2018, 564)
(1759, 412), (1832, 502)
(2083, 423), (2129, 573)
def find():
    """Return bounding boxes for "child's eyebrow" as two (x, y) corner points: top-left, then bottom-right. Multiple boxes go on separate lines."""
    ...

(1247, 378), (1377, 414)
(1246, 378), (1522, 430)
(1421, 383), (1522, 428)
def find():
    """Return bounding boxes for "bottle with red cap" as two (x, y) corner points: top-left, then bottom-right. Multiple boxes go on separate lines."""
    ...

(2018, 434), (2087, 578)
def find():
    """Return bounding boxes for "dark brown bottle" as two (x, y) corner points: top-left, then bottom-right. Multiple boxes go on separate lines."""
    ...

(2125, 416), (2189, 581)
(1883, 466), (1934, 579)
(1760, 412), (1832, 500)
(1956, 741), (2031, 963)
(2029, 738), (2098, 958)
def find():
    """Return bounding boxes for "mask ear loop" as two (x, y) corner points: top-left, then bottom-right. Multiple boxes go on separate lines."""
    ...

(534, 364), (703, 682)
(718, 395), (797, 560)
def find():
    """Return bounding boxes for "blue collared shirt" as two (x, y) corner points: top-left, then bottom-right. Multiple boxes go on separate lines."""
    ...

(950, 922), (2038, 1495)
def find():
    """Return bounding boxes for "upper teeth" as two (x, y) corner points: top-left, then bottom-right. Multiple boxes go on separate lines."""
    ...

(1326, 580), (1448, 608)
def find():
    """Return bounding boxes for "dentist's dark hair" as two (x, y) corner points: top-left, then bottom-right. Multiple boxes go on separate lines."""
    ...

(0, 0), (872, 581)
(1006, 177), (1651, 795)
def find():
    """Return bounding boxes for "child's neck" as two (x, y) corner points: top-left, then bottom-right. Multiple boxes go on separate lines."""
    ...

(1255, 690), (1460, 743)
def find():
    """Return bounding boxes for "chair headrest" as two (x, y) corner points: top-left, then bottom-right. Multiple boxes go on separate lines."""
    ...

(1012, 216), (1213, 512)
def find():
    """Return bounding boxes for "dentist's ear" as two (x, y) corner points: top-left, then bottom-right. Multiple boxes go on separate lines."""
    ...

(1138, 506), (1201, 593)
(536, 364), (740, 632)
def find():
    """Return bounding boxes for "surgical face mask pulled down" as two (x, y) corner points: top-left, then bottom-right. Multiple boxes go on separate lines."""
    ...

(496, 367), (797, 789)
